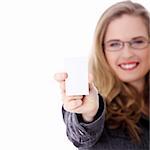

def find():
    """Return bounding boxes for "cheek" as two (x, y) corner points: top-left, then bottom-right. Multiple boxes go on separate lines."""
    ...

(140, 48), (150, 65)
(105, 52), (118, 69)
(142, 51), (150, 70)
(145, 46), (150, 68)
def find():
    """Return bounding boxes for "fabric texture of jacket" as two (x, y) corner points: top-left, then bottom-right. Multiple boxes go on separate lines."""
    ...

(62, 94), (149, 150)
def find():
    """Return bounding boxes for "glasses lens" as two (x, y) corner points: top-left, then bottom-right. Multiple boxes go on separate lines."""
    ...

(106, 40), (122, 51)
(131, 38), (148, 49)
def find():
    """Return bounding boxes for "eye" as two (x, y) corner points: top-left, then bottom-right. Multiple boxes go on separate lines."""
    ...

(130, 38), (148, 49)
(132, 39), (145, 44)
(108, 41), (121, 48)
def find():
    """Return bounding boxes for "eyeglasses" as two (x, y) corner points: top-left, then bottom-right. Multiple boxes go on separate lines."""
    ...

(104, 37), (150, 52)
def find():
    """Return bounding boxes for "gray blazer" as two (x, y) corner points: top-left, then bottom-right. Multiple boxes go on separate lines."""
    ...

(62, 94), (149, 150)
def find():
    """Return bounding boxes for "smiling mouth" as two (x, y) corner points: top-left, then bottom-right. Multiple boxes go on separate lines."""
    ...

(119, 62), (139, 70)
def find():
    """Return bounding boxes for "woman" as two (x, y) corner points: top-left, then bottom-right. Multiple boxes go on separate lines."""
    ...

(54, 1), (149, 149)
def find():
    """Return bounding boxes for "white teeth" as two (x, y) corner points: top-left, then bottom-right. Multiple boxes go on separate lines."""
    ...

(120, 63), (137, 69)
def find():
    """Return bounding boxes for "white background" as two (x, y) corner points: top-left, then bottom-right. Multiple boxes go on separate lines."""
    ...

(0, 0), (149, 149)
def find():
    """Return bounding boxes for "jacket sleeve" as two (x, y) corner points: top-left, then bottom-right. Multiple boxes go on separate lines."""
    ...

(62, 94), (106, 149)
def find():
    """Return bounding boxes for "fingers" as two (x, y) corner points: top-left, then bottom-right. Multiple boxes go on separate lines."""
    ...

(54, 72), (98, 114)
(63, 99), (83, 111)
(55, 72), (94, 94)
(62, 95), (84, 102)
(54, 72), (68, 82)
(63, 95), (84, 112)
(67, 95), (84, 100)
(54, 72), (68, 95)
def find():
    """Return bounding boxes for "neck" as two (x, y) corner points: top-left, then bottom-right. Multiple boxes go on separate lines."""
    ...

(130, 78), (145, 94)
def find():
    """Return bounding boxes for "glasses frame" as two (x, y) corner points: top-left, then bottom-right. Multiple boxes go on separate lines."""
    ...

(104, 37), (150, 52)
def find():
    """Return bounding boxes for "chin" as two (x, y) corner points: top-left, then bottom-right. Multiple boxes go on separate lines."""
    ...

(118, 76), (144, 84)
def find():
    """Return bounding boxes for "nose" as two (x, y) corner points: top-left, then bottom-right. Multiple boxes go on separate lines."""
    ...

(121, 43), (135, 58)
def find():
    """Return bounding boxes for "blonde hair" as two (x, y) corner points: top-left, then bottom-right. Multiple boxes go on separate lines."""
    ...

(89, 0), (150, 142)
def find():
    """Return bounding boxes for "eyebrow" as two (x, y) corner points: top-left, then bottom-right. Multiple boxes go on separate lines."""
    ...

(131, 36), (147, 40)
(106, 36), (147, 43)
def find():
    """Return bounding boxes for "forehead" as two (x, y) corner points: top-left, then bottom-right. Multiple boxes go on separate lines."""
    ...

(105, 15), (148, 41)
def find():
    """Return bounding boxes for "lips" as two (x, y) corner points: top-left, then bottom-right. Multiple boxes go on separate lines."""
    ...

(118, 62), (139, 70)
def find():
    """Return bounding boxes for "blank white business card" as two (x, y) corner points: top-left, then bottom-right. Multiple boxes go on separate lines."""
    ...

(64, 57), (89, 96)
